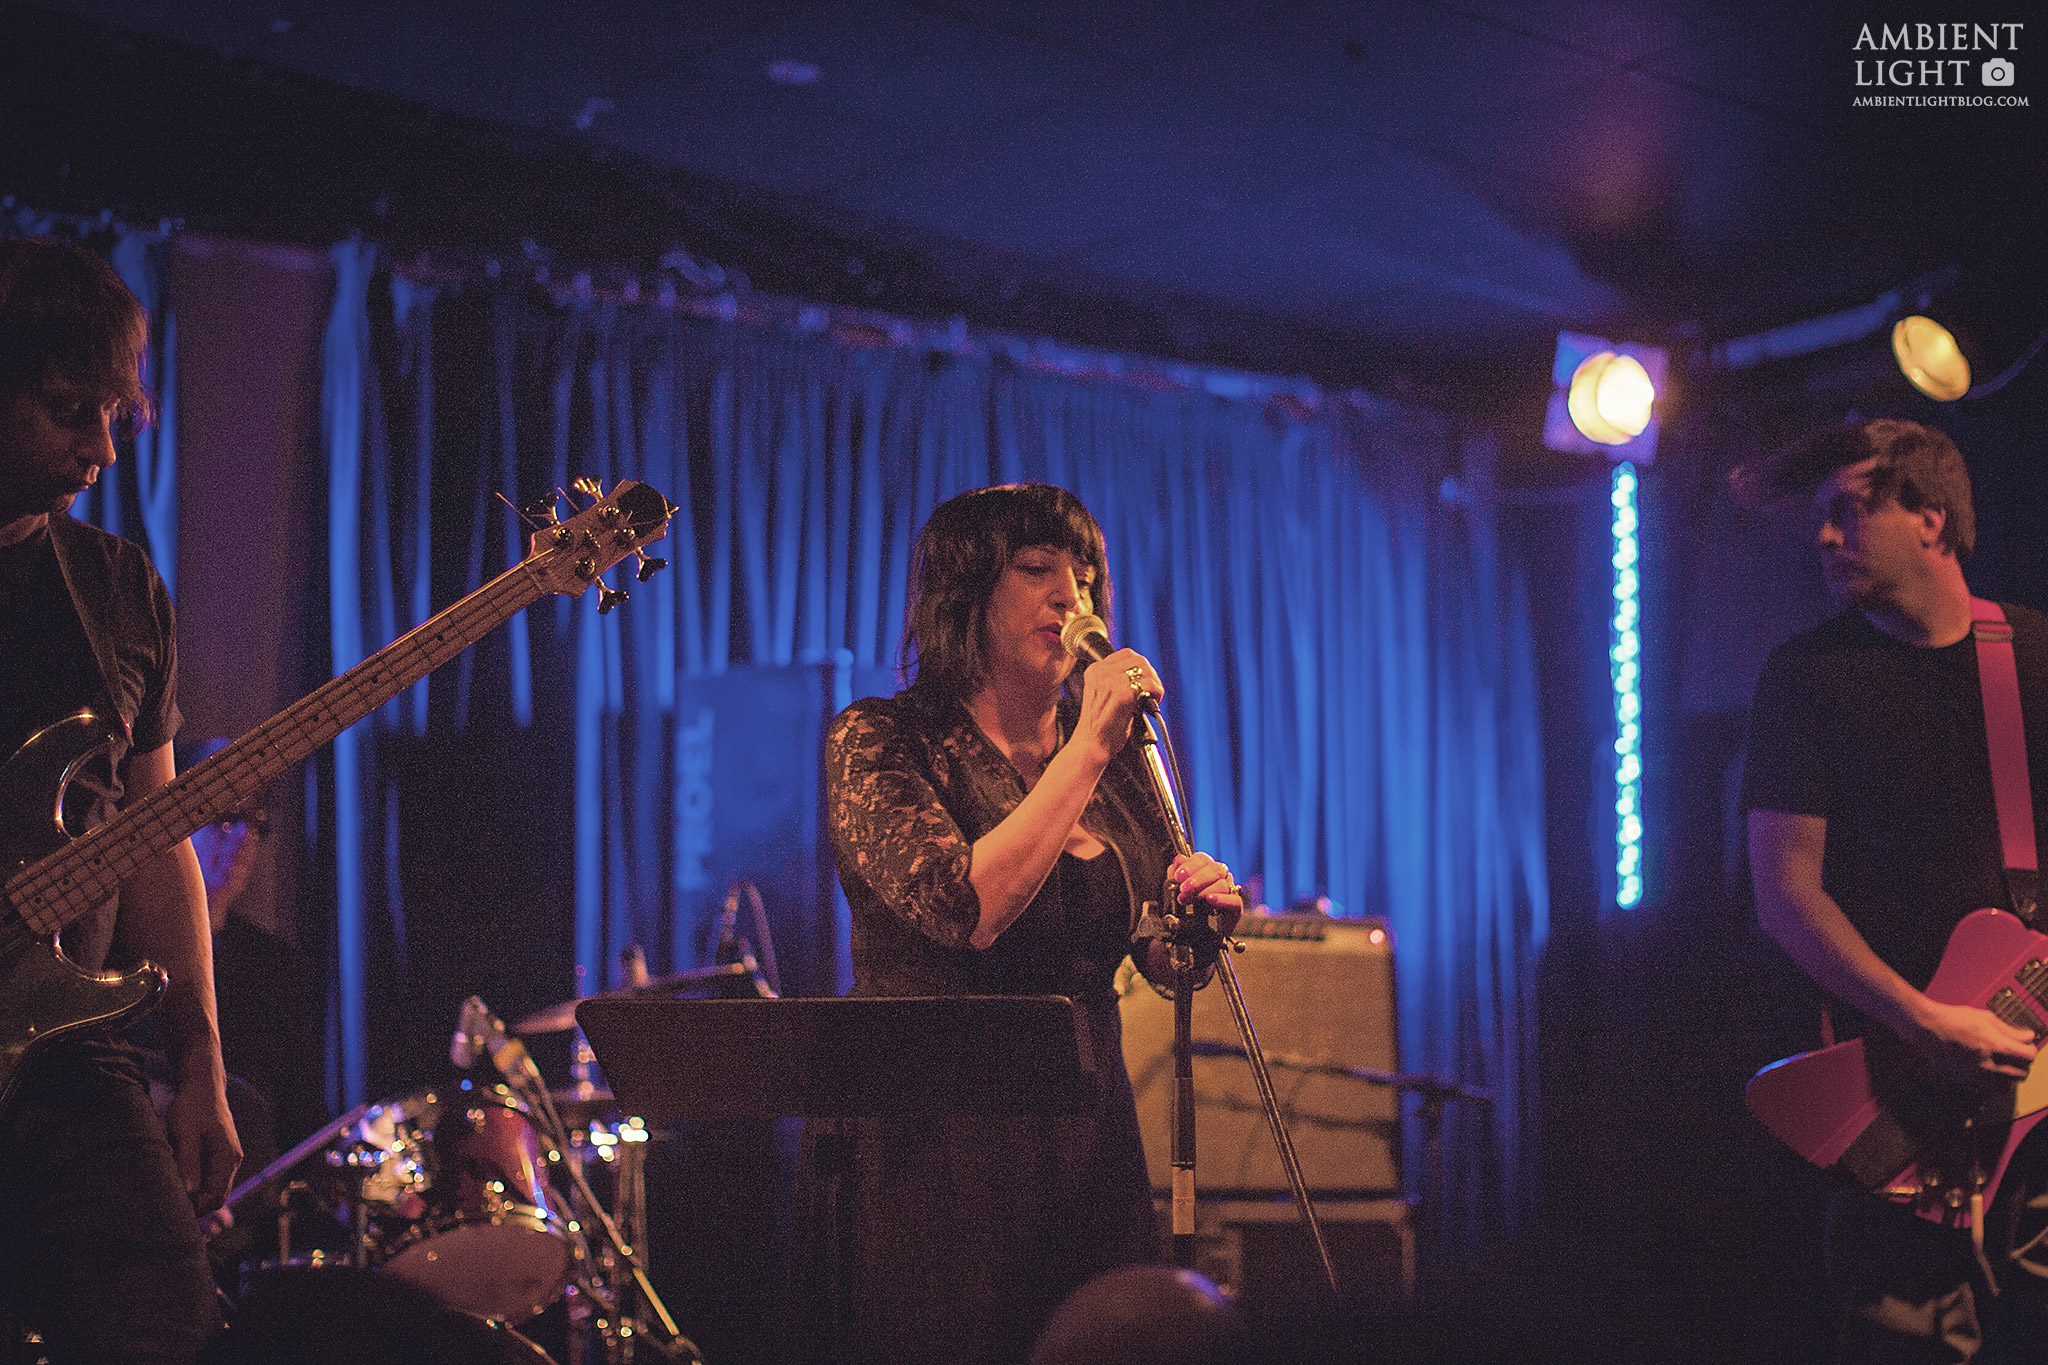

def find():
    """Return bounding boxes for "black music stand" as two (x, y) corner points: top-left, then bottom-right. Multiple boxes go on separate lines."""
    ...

(576, 994), (1097, 1120)
(577, 995), (1100, 1359)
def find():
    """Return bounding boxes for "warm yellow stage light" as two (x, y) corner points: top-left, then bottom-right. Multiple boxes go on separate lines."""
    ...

(1891, 315), (1972, 401)
(1567, 352), (1656, 446)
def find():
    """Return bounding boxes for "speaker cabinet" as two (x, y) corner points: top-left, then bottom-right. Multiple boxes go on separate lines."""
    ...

(1158, 1198), (1415, 1314)
(1119, 915), (1399, 1196)
(669, 660), (895, 998)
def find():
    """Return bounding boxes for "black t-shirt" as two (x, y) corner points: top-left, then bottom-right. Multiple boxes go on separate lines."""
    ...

(0, 526), (101, 760)
(1742, 603), (2048, 998)
(0, 514), (180, 973)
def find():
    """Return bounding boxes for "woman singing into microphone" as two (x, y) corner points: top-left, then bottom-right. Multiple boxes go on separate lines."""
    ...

(802, 483), (1243, 1364)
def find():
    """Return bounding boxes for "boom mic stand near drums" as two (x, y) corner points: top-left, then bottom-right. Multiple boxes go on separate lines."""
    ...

(452, 997), (702, 1364)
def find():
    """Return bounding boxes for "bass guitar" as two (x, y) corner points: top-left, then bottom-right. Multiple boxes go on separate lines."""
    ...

(1747, 906), (2048, 1224)
(0, 480), (670, 1114)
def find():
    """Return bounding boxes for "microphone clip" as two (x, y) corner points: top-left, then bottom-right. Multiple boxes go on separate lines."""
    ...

(1134, 900), (1228, 982)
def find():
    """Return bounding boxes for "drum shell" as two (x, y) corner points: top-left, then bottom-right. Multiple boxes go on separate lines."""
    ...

(331, 1085), (574, 1324)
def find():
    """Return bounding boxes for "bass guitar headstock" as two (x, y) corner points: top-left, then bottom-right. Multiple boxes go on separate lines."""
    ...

(524, 479), (673, 611)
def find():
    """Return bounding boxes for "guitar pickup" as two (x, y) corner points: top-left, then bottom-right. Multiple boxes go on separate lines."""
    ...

(1990, 987), (2046, 1041)
(2019, 959), (2048, 1009)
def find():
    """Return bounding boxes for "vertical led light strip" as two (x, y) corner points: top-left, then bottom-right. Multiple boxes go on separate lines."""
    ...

(1611, 462), (1644, 908)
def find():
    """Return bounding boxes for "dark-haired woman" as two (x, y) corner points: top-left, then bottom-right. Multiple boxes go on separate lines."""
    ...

(798, 483), (1243, 1365)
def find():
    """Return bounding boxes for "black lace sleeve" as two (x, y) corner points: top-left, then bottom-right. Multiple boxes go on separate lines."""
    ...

(825, 700), (983, 949)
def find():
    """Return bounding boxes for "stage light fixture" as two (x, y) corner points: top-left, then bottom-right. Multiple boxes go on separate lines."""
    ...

(1891, 314), (1971, 400)
(1711, 268), (2044, 403)
(1886, 277), (2046, 401)
(1568, 352), (1655, 444)
(1540, 333), (1659, 910)
(1543, 331), (1666, 463)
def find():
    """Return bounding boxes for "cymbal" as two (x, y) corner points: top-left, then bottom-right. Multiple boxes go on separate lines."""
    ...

(513, 962), (750, 1034)
(547, 1087), (621, 1128)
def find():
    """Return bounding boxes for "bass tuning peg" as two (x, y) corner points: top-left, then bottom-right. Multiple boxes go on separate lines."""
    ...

(570, 475), (603, 501)
(597, 584), (629, 615)
(635, 553), (668, 583)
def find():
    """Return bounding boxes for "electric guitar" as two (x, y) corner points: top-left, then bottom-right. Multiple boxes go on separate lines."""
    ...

(0, 480), (670, 1114)
(1747, 906), (2048, 1225)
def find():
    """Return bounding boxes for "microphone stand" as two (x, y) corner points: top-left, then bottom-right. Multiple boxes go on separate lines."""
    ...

(464, 999), (703, 1363)
(1128, 704), (1339, 1296)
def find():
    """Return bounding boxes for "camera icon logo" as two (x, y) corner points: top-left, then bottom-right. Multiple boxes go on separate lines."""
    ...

(1984, 58), (2016, 86)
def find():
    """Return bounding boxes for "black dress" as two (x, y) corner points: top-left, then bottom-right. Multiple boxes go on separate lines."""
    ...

(795, 688), (1172, 1365)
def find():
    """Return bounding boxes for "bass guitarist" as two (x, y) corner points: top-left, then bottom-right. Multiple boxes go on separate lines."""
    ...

(1743, 418), (2048, 1361)
(0, 238), (239, 1362)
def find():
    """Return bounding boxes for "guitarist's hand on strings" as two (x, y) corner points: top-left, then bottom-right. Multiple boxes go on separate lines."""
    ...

(1905, 996), (2039, 1088)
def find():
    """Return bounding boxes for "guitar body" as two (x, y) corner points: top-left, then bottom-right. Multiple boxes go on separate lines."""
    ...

(1748, 908), (2048, 1224)
(0, 711), (169, 1113)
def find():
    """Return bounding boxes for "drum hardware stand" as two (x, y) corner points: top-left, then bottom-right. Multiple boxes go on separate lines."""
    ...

(553, 1110), (660, 1363)
(1129, 701), (1341, 1296)
(213, 1101), (374, 1228)
(276, 1182), (300, 1265)
(350, 1199), (374, 1272)
(206, 1100), (377, 1267)
(564, 1116), (651, 1364)
(558, 1033), (646, 1364)
(468, 1000), (702, 1364)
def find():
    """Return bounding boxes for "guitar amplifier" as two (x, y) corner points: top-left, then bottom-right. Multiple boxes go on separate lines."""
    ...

(1160, 1197), (1415, 1313)
(1119, 914), (1400, 1196)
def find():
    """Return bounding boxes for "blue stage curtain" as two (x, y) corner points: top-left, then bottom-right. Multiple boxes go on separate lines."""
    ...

(76, 231), (177, 593)
(320, 240), (374, 1108)
(321, 282), (1549, 1240)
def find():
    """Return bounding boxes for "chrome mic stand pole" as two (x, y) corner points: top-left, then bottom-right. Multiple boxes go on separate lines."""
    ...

(1129, 706), (1339, 1296)
(464, 999), (702, 1363)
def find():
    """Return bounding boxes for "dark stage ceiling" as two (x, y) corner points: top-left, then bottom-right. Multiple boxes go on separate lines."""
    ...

(8, 0), (2044, 398)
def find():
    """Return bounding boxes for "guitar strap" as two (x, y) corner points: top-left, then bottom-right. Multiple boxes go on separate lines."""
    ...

(1947, 599), (2040, 1291)
(1970, 597), (2040, 926)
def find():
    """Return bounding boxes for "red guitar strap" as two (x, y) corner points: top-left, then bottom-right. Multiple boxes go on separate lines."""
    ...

(1971, 597), (2040, 925)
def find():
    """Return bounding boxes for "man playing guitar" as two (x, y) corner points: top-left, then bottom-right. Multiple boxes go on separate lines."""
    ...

(0, 238), (239, 1361)
(1744, 419), (2048, 1361)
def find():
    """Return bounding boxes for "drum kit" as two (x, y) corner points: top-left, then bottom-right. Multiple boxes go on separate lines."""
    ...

(213, 910), (780, 1365)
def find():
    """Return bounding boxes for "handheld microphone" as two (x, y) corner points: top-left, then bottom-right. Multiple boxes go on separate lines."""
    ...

(1064, 616), (1189, 843)
(1061, 614), (1159, 715)
(1059, 614), (1115, 666)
